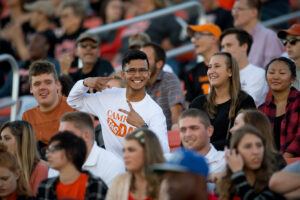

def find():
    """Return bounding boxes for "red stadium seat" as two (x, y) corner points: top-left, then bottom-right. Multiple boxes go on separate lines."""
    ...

(168, 130), (181, 151)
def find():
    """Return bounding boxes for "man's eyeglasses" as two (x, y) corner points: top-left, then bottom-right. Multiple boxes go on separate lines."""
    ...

(282, 38), (300, 46)
(191, 32), (213, 40)
(124, 67), (149, 75)
(79, 43), (98, 49)
(46, 145), (62, 154)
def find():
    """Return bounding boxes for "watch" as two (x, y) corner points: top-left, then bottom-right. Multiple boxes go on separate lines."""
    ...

(141, 123), (148, 128)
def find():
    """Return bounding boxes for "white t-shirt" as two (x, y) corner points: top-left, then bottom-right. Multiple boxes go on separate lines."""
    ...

(67, 80), (169, 158)
(48, 143), (125, 187)
(240, 63), (269, 107)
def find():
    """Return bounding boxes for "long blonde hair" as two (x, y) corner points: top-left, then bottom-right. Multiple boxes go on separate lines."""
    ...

(0, 143), (32, 197)
(206, 52), (241, 119)
(125, 128), (165, 199)
(0, 121), (40, 195)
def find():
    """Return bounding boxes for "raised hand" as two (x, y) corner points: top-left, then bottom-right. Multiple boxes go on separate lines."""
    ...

(225, 147), (244, 173)
(83, 77), (113, 91)
(118, 100), (145, 127)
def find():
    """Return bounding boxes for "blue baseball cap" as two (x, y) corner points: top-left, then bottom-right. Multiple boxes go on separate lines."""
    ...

(151, 148), (209, 177)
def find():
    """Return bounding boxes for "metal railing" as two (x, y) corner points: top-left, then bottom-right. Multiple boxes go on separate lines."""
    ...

(0, 54), (19, 121)
(263, 11), (300, 27)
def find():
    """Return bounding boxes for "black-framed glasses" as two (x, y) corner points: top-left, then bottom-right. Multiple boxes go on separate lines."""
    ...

(191, 32), (213, 40)
(282, 38), (300, 46)
(124, 67), (149, 75)
(46, 145), (63, 154)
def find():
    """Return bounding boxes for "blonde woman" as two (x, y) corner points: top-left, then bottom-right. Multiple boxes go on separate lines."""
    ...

(0, 121), (48, 195)
(190, 52), (256, 150)
(0, 143), (33, 199)
(106, 128), (165, 200)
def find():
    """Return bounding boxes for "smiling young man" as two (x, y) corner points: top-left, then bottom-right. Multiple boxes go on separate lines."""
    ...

(67, 50), (169, 158)
(22, 61), (74, 149)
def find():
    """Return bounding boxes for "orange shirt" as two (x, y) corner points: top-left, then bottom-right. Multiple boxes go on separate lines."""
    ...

(22, 96), (75, 144)
(56, 173), (88, 200)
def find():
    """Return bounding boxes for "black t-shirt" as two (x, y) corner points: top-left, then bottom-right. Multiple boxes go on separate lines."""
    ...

(183, 62), (209, 102)
(274, 114), (285, 151)
(189, 91), (256, 150)
(69, 58), (114, 82)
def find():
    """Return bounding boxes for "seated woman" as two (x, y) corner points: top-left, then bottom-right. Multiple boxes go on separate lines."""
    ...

(0, 121), (48, 195)
(36, 131), (108, 199)
(106, 128), (165, 200)
(259, 57), (300, 158)
(0, 143), (33, 199)
(216, 125), (284, 200)
(190, 52), (256, 150)
(230, 109), (286, 170)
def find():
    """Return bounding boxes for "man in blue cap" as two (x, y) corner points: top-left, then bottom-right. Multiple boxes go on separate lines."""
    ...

(152, 148), (209, 200)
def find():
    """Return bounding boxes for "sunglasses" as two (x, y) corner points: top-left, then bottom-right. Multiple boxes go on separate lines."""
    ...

(79, 43), (98, 49)
(282, 38), (300, 46)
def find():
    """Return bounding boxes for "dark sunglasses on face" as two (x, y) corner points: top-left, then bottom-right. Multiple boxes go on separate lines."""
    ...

(79, 43), (98, 49)
(283, 38), (300, 46)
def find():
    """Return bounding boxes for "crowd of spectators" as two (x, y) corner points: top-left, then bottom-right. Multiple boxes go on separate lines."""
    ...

(0, 0), (300, 199)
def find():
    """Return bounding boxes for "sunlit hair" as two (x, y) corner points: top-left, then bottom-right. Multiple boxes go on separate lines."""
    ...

(217, 125), (275, 200)
(125, 128), (165, 199)
(179, 108), (211, 128)
(206, 52), (241, 119)
(29, 60), (58, 84)
(60, 111), (95, 140)
(0, 143), (31, 196)
(0, 121), (40, 195)
(237, 109), (276, 152)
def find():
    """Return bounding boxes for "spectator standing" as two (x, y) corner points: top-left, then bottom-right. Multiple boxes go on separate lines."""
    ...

(0, 121), (48, 195)
(232, 0), (284, 68)
(259, 57), (300, 158)
(37, 131), (108, 199)
(67, 50), (169, 158)
(141, 43), (184, 130)
(50, 111), (125, 186)
(220, 28), (268, 106)
(106, 128), (164, 200)
(183, 23), (221, 102)
(22, 61), (74, 154)
(190, 52), (256, 150)
(277, 23), (300, 90)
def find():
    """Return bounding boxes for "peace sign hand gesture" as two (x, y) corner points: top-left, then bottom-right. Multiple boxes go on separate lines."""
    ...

(119, 101), (145, 128)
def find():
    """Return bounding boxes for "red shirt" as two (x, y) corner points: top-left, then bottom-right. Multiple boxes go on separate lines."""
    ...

(56, 173), (88, 200)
